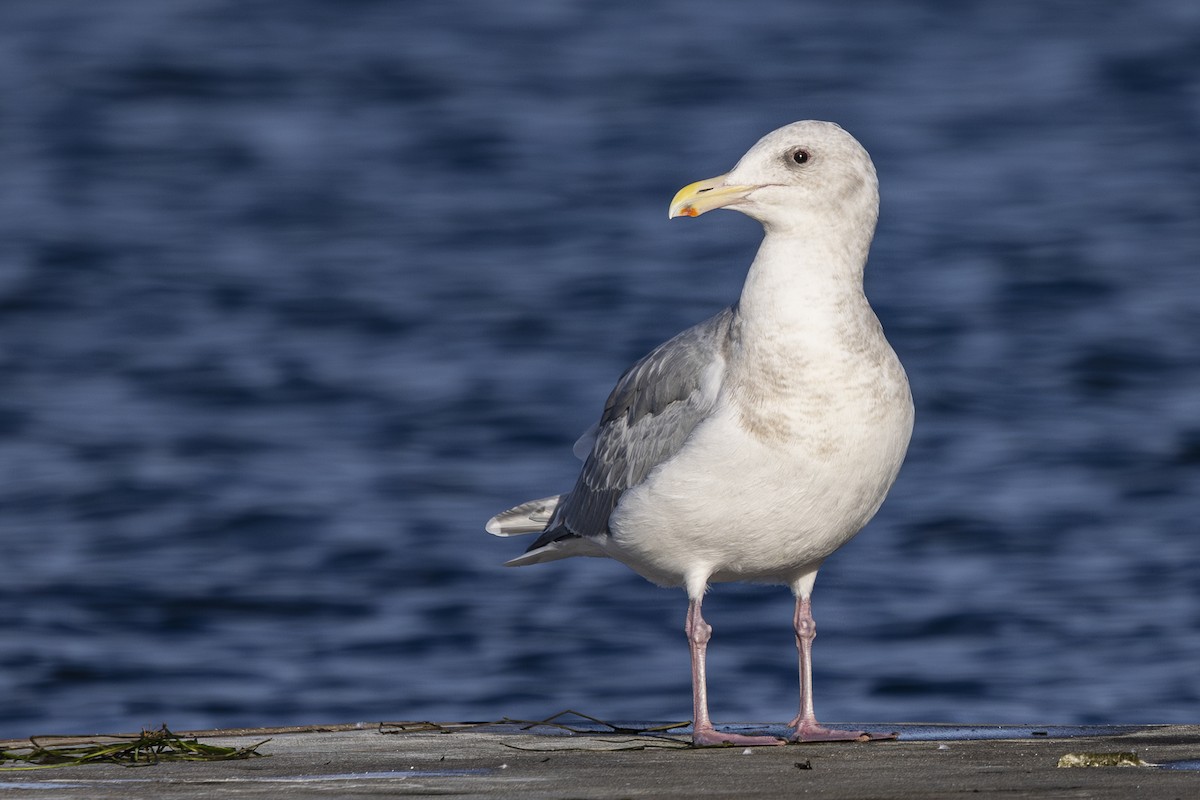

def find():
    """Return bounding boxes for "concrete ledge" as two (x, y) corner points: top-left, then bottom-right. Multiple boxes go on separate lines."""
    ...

(2, 721), (1198, 798)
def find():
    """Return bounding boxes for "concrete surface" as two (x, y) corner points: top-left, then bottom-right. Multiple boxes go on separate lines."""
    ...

(2, 720), (1198, 798)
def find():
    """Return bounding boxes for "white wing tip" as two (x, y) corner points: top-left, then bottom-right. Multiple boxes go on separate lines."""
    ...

(486, 495), (562, 537)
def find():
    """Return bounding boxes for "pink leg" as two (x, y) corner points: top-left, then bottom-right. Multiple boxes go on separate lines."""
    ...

(788, 596), (895, 743)
(686, 596), (784, 747)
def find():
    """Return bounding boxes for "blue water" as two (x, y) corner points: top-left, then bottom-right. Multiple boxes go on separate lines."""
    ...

(0, 0), (1198, 738)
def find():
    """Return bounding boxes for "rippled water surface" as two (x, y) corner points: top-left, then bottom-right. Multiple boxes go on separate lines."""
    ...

(0, 0), (1198, 737)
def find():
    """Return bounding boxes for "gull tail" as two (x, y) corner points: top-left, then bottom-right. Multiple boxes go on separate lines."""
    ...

(485, 494), (562, 536)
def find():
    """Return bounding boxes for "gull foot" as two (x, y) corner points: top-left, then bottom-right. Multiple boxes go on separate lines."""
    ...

(692, 727), (786, 747)
(788, 722), (898, 743)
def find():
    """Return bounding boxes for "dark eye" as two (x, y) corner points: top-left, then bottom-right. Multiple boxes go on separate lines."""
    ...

(791, 149), (810, 165)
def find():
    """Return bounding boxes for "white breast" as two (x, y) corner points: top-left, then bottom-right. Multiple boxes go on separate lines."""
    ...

(606, 335), (913, 589)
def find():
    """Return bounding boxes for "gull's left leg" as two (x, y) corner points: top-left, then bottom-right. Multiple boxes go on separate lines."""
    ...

(788, 574), (896, 743)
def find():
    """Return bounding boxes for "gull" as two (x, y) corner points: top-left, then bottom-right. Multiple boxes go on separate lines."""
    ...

(487, 121), (913, 746)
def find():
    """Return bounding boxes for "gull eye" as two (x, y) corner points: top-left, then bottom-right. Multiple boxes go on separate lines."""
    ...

(791, 149), (810, 165)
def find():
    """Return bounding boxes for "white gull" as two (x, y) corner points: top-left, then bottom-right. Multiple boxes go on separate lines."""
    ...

(487, 120), (914, 746)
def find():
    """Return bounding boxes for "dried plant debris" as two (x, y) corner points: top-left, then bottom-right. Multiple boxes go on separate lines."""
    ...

(1057, 752), (1152, 768)
(379, 711), (694, 751)
(0, 725), (268, 770)
(381, 710), (690, 737)
(502, 710), (690, 737)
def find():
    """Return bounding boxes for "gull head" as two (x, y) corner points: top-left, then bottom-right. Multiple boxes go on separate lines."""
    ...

(668, 120), (879, 236)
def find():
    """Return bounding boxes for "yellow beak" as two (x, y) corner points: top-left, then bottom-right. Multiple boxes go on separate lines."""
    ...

(668, 175), (756, 219)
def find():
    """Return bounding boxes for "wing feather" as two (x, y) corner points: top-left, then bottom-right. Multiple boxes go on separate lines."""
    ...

(522, 307), (735, 553)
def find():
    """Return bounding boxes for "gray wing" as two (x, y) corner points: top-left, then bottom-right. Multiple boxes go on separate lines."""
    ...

(523, 306), (735, 553)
